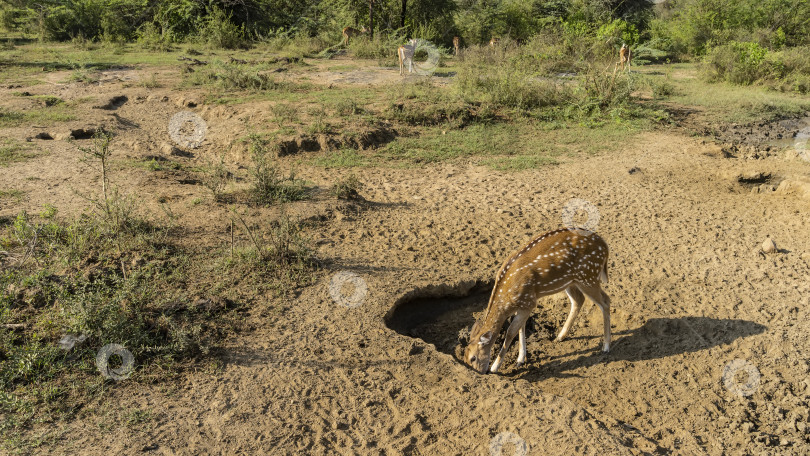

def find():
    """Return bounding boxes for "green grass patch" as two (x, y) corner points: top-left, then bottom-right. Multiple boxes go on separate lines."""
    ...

(0, 139), (38, 166)
(0, 207), (244, 452)
(640, 64), (810, 123)
(0, 106), (75, 128)
(0, 189), (25, 201)
(313, 149), (370, 168)
(125, 158), (184, 172)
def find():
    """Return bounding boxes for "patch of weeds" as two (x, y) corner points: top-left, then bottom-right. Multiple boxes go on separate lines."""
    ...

(270, 103), (298, 128)
(67, 68), (99, 84)
(330, 174), (363, 199)
(248, 135), (308, 204)
(0, 109), (25, 127)
(33, 95), (64, 107)
(139, 73), (161, 89)
(306, 107), (330, 134)
(199, 155), (229, 202)
(145, 158), (181, 172)
(39, 204), (57, 219)
(0, 139), (37, 165)
(0, 208), (232, 450)
(334, 99), (364, 117)
(184, 61), (291, 91)
(0, 189), (25, 201)
(226, 209), (319, 295)
(125, 408), (153, 426)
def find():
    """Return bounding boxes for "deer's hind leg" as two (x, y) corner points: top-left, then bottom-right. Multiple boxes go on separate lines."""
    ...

(556, 286), (585, 342)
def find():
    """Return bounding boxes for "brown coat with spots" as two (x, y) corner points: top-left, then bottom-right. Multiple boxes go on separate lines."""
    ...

(464, 228), (611, 374)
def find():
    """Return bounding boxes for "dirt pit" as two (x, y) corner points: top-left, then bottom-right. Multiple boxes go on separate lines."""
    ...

(385, 283), (490, 358)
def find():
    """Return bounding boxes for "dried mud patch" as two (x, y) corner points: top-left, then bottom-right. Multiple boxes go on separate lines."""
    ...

(706, 115), (810, 160)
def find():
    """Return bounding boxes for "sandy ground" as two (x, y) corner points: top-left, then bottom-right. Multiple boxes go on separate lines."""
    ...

(2, 62), (810, 455)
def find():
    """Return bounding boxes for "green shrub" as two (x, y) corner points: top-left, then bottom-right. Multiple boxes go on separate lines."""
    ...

(197, 7), (247, 50)
(138, 22), (173, 52)
(704, 41), (771, 85)
(703, 42), (810, 92)
(248, 135), (307, 205)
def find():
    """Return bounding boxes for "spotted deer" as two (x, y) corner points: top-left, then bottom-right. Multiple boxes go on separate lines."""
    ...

(342, 26), (368, 45)
(464, 228), (611, 374)
(618, 43), (632, 71)
(489, 37), (500, 47)
(398, 39), (417, 75)
(453, 36), (461, 56)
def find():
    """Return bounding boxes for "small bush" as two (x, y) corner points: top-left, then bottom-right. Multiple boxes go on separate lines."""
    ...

(138, 23), (173, 52)
(704, 41), (771, 85)
(227, 210), (318, 294)
(248, 135), (307, 205)
(651, 79), (676, 98)
(576, 69), (632, 114)
(197, 7), (247, 50)
(330, 174), (363, 200)
(199, 155), (229, 201)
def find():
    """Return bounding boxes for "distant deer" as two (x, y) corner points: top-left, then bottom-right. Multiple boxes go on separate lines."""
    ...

(398, 39), (417, 75)
(342, 26), (368, 45)
(464, 228), (612, 374)
(617, 43), (632, 72)
(489, 37), (500, 48)
(453, 36), (461, 56)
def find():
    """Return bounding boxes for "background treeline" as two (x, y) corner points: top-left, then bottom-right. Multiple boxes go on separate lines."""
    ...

(1, 0), (809, 91)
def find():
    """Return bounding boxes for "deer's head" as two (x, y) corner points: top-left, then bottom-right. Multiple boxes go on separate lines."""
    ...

(464, 320), (494, 374)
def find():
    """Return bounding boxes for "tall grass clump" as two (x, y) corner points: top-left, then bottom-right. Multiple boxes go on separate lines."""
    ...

(454, 44), (572, 111)
(184, 60), (289, 91)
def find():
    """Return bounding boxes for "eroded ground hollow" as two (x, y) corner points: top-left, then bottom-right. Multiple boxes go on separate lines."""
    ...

(385, 281), (561, 361)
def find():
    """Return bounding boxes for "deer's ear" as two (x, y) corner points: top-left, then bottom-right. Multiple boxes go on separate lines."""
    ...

(478, 331), (492, 345)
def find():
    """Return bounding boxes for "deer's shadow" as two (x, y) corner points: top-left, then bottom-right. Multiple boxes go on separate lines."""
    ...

(514, 316), (766, 382)
(385, 287), (767, 379)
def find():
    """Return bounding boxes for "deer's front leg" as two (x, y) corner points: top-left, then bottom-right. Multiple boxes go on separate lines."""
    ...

(490, 311), (530, 373)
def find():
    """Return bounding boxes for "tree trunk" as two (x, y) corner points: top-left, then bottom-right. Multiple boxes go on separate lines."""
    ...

(400, 0), (407, 29)
(369, 0), (374, 39)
